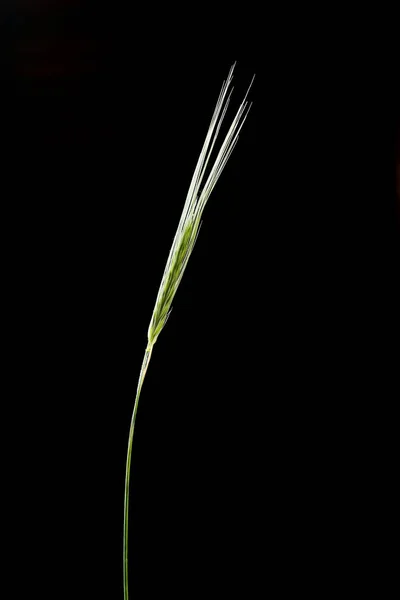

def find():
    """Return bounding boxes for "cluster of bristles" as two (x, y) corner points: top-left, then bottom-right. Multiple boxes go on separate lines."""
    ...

(147, 63), (254, 347)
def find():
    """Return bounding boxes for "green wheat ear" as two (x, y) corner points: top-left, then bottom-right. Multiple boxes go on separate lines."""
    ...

(123, 62), (254, 600)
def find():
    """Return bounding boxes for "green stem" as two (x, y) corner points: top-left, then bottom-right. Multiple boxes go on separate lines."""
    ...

(123, 344), (153, 600)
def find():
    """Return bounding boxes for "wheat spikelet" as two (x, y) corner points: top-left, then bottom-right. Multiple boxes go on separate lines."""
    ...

(147, 63), (254, 347)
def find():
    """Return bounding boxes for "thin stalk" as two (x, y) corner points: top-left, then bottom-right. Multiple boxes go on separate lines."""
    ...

(123, 344), (153, 600)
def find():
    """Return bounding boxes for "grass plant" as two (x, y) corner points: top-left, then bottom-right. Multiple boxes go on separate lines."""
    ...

(123, 63), (254, 600)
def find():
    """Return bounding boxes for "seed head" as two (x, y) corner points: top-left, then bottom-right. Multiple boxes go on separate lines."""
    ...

(147, 63), (254, 347)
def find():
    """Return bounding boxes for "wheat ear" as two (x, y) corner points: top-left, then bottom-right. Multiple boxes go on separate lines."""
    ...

(123, 62), (254, 600)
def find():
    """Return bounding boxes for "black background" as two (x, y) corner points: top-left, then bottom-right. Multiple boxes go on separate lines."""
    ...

(3, 2), (399, 598)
